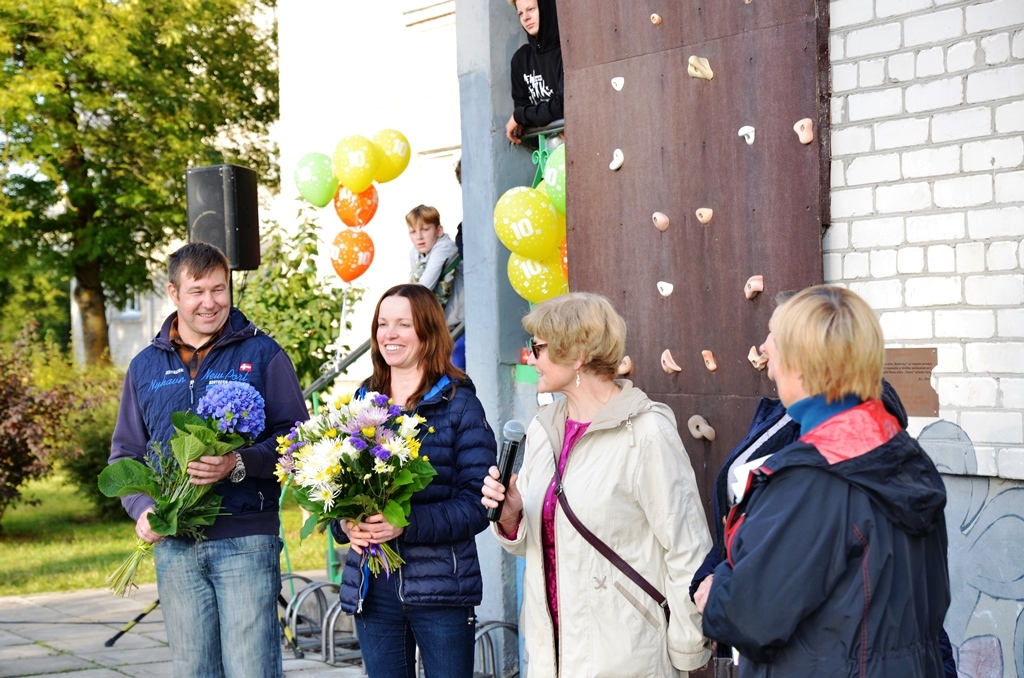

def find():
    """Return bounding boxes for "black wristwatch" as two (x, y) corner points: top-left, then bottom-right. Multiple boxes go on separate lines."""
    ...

(229, 452), (246, 483)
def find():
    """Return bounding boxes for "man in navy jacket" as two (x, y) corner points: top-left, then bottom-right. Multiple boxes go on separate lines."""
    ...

(109, 242), (308, 678)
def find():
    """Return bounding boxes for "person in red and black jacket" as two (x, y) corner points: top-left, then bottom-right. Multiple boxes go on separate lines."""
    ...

(697, 286), (950, 678)
(505, 0), (562, 145)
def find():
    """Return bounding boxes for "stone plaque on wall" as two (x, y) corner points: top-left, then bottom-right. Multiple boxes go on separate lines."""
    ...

(884, 348), (939, 417)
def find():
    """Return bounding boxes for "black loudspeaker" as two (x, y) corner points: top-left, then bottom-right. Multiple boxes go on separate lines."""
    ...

(186, 164), (261, 271)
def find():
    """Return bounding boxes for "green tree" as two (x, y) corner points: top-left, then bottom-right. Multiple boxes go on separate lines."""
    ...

(0, 254), (71, 349)
(237, 206), (366, 390)
(0, 0), (278, 366)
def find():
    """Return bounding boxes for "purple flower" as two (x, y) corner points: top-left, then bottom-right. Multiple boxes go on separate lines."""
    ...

(195, 382), (266, 439)
(372, 393), (391, 408)
(350, 438), (368, 452)
(388, 405), (402, 418)
(371, 445), (390, 461)
(344, 406), (390, 435)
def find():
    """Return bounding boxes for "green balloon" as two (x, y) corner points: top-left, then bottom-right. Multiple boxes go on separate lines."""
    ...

(543, 143), (566, 214)
(294, 152), (338, 208)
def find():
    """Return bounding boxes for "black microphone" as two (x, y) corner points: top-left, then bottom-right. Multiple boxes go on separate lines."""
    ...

(487, 420), (526, 522)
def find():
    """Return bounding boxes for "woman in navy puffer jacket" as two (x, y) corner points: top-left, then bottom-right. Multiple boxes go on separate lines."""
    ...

(332, 284), (497, 678)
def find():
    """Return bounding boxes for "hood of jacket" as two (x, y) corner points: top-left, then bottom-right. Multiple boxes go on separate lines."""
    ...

(533, 379), (674, 452)
(524, 0), (560, 55)
(832, 430), (946, 536)
(765, 402), (946, 537)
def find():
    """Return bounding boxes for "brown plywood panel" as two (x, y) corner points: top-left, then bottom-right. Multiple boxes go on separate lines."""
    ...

(558, 4), (828, 513)
(560, 1), (821, 70)
(565, 19), (824, 394)
(666, 394), (769, 533)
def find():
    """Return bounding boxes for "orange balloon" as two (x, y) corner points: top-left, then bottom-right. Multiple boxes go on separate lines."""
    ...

(330, 229), (374, 282)
(559, 237), (568, 281)
(333, 184), (379, 228)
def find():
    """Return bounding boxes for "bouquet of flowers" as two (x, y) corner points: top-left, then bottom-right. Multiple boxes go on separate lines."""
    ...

(98, 381), (266, 596)
(275, 390), (437, 576)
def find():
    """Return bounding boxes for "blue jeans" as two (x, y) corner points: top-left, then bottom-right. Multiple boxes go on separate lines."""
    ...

(154, 534), (283, 678)
(355, 572), (476, 678)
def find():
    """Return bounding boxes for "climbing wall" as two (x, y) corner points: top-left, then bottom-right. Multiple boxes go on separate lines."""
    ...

(559, 2), (829, 527)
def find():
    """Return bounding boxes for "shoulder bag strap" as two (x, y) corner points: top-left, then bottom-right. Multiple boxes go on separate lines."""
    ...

(553, 464), (670, 622)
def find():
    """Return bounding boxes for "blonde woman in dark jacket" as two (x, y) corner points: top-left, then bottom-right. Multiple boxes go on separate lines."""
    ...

(699, 286), (950, 678)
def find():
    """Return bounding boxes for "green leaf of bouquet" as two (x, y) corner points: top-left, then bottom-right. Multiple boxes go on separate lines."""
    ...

(291, 488), (328, 515)
(98, 459), (160, 498)
(186, 506), (225, 526)
(390, 490), (414, 509)
(408, 458), (437, 476)
(148, 504), (180, 535)
(180, 495), (225, 522)
(393, 467), (414, 487)
(382, 500), (409, 528)
(184, 424), (218, 445)
(172, 411), (206, 431)
(209, 436), (245, 455)
(171, 433), (210, 468)
(299, 513), (321, 541)
(345, 493), (372, 506)
(406, 468), (437, 494)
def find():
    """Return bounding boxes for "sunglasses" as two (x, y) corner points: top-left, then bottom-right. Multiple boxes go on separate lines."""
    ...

(527, 339), (548, 359)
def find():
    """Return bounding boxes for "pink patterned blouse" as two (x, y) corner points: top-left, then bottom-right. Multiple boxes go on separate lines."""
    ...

(541, 418), (589, 636)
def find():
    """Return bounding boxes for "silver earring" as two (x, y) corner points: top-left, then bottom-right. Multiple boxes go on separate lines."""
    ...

(575, 371), (581, 387)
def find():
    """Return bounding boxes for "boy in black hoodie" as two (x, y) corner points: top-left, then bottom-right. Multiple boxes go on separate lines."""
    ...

(505, 0), (563, 145)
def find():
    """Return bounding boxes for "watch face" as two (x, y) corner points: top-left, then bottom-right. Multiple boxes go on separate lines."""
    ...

(230, 455), (245, 482)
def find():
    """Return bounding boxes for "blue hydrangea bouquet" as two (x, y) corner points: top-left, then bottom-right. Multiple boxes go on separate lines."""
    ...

(99, 381), (266, 596)
(275, 390), (436, 576)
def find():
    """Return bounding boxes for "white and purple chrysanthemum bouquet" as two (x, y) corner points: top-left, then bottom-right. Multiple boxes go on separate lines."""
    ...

(275, 390), (437, 576)
(98, 381), (266, 596)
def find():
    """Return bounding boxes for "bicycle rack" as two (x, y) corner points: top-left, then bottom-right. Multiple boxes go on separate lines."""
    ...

(280, 577), (518, 675)
(286, 581), (338, 650)
(322, 598), (360, 665)
(474, 621), (519, 678)
(413, 619), (519, 678)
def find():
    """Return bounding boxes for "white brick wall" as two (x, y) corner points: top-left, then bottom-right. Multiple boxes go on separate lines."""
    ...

(829, 0), (1024, 477)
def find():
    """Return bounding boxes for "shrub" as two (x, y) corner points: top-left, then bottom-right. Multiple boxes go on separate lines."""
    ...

(0, 329), (67, 527)
(27, 339), (124, 517)
(60, 398), (124, 519)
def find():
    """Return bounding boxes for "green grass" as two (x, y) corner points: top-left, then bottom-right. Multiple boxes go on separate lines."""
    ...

(0, 470), (340, 596)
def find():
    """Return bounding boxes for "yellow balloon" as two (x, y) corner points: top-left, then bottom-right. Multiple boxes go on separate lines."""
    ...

(333, 135), (380, 194)
(507, 253), (568, 303)
(493, 186), (560, 260)
(373, 129), (411, 183)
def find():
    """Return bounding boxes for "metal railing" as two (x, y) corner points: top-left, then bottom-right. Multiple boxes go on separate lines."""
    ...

(520, 118), (565, 189)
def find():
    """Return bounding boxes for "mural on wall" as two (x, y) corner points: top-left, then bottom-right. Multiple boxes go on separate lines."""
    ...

(920, 421), (1024, 678)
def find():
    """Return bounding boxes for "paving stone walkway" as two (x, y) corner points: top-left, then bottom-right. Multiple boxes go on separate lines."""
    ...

(0, 576), (364, 678)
